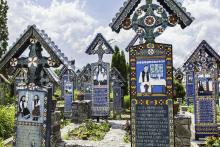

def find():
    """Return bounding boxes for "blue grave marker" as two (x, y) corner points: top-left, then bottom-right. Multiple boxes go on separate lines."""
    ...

(184, 41), (219, 140)
(110, 0), (194, 145)
(85, 33), (114, 118)
(0, 25), (73, 147)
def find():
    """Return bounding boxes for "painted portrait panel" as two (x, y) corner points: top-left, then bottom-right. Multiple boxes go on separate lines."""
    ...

(17, 90), (46, 123)
(136, 59), (166, 95)
(197, 74), (213, 96)
(93, 65), (108, 86)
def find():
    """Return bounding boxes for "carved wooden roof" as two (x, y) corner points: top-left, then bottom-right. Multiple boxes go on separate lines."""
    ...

(0, 25), (72, 73)
(184, 40), (220, 66)
(110, 0), (194, 33)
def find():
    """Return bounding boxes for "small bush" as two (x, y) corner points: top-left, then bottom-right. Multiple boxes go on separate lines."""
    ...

(187, 104), (194, 113)
(217, 107), (220, 123)
(123, 120), (131, 143)
(124, 95), (130, 109)
(205, 136), (220, 147)
(109, 92), (113, 102)
(0, 105), (15, 139)
(123, 133), (130, 143)
(69, 119), (110, 141)
(0, 138), (4, 147)
(53, 89), (61, 100)
(61, 119), (71, 129)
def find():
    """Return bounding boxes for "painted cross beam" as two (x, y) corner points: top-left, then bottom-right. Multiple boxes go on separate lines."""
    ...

(183, 41), (219, 139)
(86, 33), (114, 62)
(9, 38), (58, 86)
(86, 33), (114, 118)
(11, 68), (60, 95)
(110, 0), (194, 42)
(0, 25), (72, 85)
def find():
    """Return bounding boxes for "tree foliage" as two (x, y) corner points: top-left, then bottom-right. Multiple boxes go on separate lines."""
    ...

(111, 46), (128, 95)
(0, 105), (15, 139)
(0, 0), (9, 57)
(173, 79), (186, 100)
(0, 83), (14, 105)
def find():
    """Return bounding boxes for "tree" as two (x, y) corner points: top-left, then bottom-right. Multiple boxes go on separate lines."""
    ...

(120, 50), (128, 95)
(111, 46), (128, 95)
(173, 79), (186, 100)
(0, 0), (8, 58)
(111, 46), (120, 69)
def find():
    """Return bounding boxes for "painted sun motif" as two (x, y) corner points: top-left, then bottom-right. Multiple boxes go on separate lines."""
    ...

(144, 16), (156, 27)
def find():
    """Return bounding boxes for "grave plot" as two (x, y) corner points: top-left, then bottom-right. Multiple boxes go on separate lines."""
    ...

(183, 40), (219, 140)
(85, 33), (114, 119)
(0, 25), (76, 147)
(110, 0), (194, 146)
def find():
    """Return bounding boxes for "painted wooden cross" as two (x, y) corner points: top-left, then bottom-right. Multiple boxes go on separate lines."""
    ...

(10, 38), (58, 86)
(86, 33), (114, 63)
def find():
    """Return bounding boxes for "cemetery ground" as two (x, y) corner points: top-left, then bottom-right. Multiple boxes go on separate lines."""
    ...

(1, 89), (220, 147)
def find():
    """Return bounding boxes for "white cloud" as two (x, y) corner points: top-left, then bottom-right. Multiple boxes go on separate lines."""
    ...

(7, 0), (220, 69)
(156, 0), (220, 68)
(7, 0), (97, 67)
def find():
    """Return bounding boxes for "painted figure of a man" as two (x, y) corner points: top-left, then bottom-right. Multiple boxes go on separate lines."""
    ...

(139, 65), (151, 93)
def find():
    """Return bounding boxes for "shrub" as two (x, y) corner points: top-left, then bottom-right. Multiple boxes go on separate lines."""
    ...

(205, 136), (220, 147)
(53, 89), (61, 100)
(69, 119), (110, 141)
(0, 105), (15, 139)
(123, 120), (131, 143)
(187, 104), (194, 113)
(0, 83), (15, 105)
(0, 138), (4, 147)
(173, 79), (186, 100)
(124, 95), (130, 109)
(61, 119), (71, 129)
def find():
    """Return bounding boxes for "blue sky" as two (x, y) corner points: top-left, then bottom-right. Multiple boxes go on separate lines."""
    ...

(6, 0), (220, 69)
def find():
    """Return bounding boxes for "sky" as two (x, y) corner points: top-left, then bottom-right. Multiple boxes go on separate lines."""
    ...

(6, 0), (220, 69)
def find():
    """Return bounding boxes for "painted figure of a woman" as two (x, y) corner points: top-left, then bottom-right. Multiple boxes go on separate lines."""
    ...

(32, 95), (40, 121)
(19, 95), (31, 119)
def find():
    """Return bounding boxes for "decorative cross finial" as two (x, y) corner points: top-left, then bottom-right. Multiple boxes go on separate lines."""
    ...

(110, 0), (194, 43)
(86, 33), (114, 63)
(10, 38), (58, 86)
(122, 2), (179, 42)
